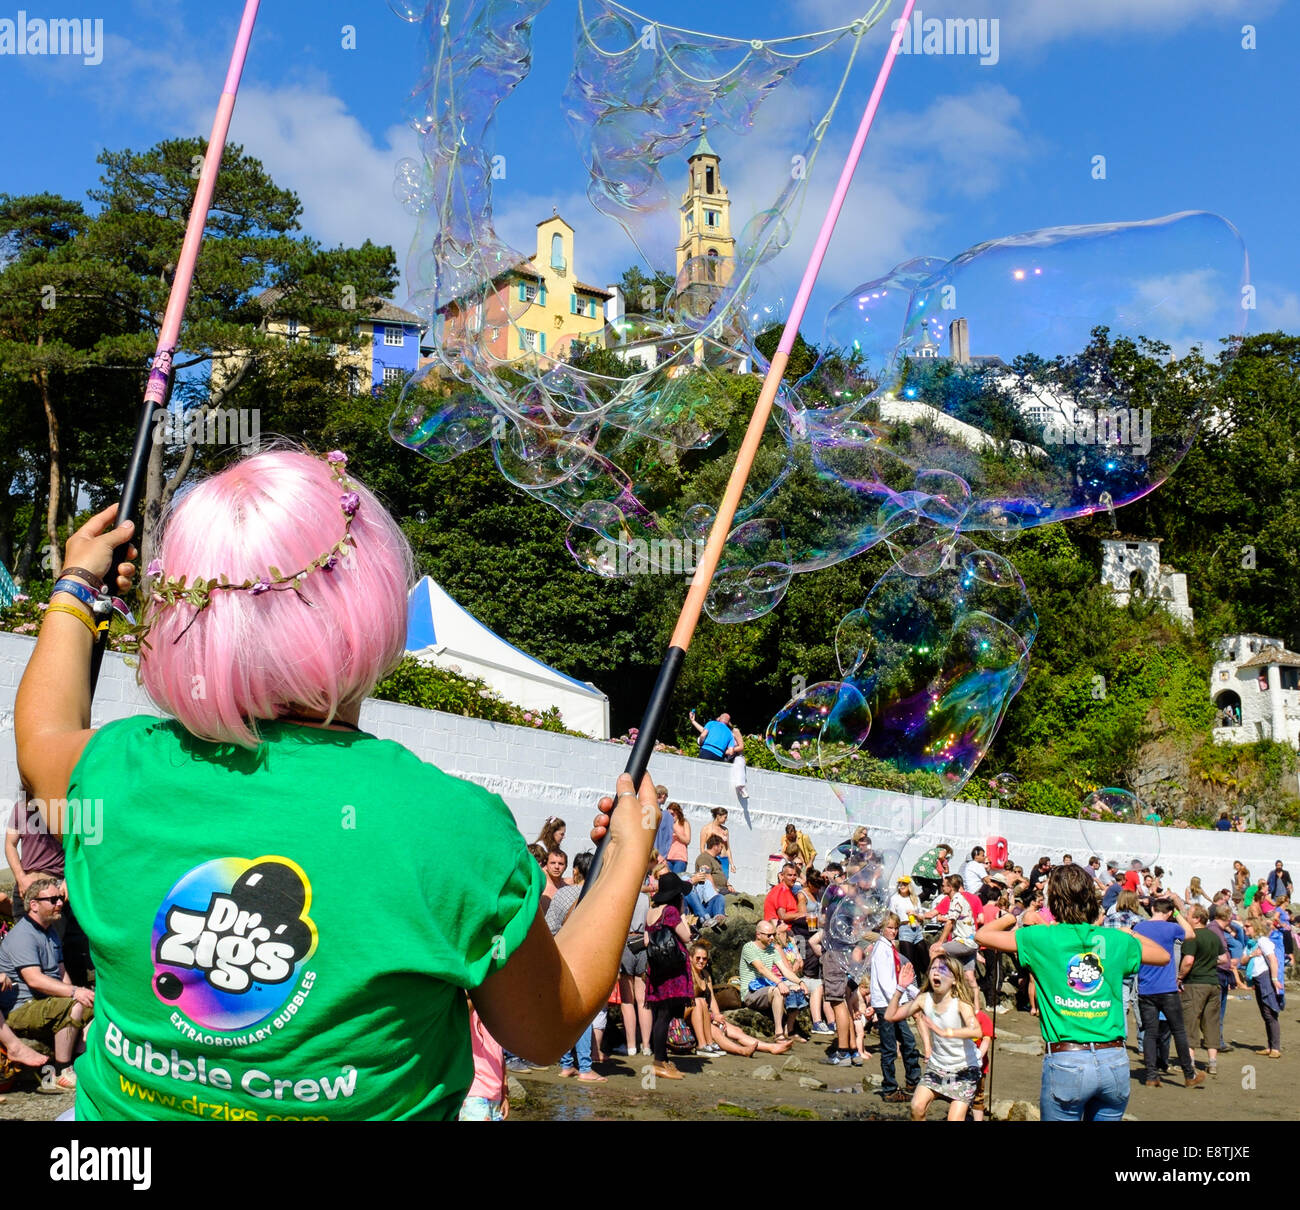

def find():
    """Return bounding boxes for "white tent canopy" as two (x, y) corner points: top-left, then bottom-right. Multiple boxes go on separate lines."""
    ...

(405, 577), (610, 739)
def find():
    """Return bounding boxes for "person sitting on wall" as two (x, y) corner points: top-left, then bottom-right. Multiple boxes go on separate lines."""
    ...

(689, 709), (742, 762)
(685, 833), (731, 926)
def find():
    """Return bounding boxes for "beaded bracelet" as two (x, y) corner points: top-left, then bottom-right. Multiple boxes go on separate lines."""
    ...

(44, 602), (106, 637)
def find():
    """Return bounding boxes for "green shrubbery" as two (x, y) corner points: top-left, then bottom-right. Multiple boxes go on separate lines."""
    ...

(372, 656), (569, 733)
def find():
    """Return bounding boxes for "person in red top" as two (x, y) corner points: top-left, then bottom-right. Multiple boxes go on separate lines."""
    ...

(764, 863), (802, 923)
(970, 1006), (994, 1121)
(925, 878), (982, 925)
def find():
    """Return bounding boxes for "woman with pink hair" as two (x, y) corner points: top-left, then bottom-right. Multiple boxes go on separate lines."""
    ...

(14, 447), (656, 1120)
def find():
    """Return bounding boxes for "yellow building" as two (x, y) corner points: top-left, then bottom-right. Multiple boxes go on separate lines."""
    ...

(437, 212), (611, 365)
(675, 129), (735, 288)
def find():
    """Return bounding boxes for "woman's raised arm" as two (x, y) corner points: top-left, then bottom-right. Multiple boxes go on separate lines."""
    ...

(474, 773), (657, 1064)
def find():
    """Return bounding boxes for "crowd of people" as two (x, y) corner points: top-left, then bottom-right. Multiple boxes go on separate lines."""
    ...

(11, 773), (1277, 1120)
(479, 804), (1298, 1122)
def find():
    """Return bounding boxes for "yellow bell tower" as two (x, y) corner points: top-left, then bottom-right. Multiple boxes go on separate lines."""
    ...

(676, 128), (735, 288)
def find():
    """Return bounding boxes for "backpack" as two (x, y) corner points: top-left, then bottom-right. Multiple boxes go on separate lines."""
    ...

(647, 920), (686, 984)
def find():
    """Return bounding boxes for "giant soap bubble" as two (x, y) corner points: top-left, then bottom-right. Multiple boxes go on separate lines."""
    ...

(819, 840), (905, 960)
(807, 212), (1249, 536)
(388, 7), (1247, 623)
(1079, 787), (1161, 867)
(767, 536), (1037, 798)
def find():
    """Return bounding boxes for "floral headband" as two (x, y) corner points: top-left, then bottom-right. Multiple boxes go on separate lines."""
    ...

(141, 450), (359, 648)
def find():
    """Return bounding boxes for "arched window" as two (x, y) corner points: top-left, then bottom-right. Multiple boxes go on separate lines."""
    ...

(705, 165), (715, 194)
(706, 248), (719, 282)
(550, 233), (564, 269)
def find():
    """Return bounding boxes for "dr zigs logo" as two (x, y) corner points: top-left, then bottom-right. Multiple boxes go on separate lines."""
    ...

(152, 857), (318, 1034)
(1067, 951), (1104, 995)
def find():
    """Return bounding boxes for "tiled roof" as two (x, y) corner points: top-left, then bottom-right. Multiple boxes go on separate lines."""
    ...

(1239, 648), (1300, 669)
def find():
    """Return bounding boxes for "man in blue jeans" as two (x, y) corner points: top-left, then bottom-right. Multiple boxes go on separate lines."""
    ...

(685, 835), (730, 924)
(1209, 902), (1247, 1049)
(977, 864), (1170, 1121)
(1134, 895), (1206, 1089)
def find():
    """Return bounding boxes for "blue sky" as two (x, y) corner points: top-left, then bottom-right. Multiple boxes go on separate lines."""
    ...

(1, 0), (1296, 340)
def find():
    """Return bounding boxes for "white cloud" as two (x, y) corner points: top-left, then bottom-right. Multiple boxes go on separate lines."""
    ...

(227, 87), (419, 261)
(1255, 287), (1300, 336)
(794, 0), (1278, 53)
(870, 83), (1033, 198)
(76, 30), (421, 300)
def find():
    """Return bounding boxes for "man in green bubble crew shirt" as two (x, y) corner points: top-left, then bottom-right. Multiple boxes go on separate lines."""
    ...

(976, 863), (1172, 1121)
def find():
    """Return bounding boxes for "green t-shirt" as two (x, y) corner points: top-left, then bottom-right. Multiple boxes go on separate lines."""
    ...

(1015, 922), (1142, 1044)
(64, 716), (543, 1121)
(1182, 927), (1223, 986)
(1244, 885), (1260, 907)
(738, 941), (776, 990)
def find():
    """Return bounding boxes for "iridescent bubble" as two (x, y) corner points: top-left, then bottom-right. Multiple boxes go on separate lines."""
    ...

(388, 0), (901, 580)
(704, 518), (791, 624)
(765, 681), (870, 769)
(806, 536), (1036, 797)
(387, 0), (427, 19)
(820, 844), (906, 956)
(988, 773), (1019, 800)
(737, 208), (792, 267)
(821, 213), (1248, 535)
(1079, 788), (1161, 866)
(392, 157), (425, 214)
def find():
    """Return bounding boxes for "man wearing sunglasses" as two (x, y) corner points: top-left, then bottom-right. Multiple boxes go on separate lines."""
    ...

(0, 875), (94, 1089)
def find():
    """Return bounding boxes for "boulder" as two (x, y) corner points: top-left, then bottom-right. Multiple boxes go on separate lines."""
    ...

(990, 1098), (1040, 1121)
(507, 1076), (527, 1105)
(726, 1008), (776, 1039)
(997, 1040), (1043, 1056)
(798, 1076), (826, 1090)
(781, 1057), (808, 1073)
(750, 1064), (780, 1081)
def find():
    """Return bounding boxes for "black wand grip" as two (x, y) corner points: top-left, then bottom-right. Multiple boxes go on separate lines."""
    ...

(579, 644), (686, 899)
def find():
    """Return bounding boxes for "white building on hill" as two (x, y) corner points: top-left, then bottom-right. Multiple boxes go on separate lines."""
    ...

(1211, 634), (1300, 748)
(1100, 537), (1193, 625)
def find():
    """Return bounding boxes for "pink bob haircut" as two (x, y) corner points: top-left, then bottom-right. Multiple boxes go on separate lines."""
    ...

(139, 447), (414, 748)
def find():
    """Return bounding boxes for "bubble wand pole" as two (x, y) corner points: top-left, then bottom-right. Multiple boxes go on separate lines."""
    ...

(88, 0), (262, 695)
(585, 0), (918, 891)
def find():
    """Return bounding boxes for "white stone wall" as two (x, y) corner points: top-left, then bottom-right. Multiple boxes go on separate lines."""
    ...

(1, 631), (1299, 896)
